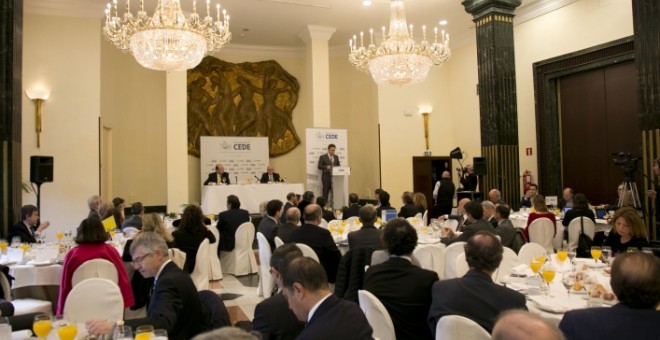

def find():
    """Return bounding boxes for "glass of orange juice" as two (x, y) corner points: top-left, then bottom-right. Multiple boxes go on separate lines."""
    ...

(541, 264), (556, 296)
(591, 246), (602, 263)
(55, 231), (64, 243)
(534, 255), (547, 264)
(557, 248), (568, 269)
(530, 260), (543, 276)
(53, 315), (76, 340)
(135, 325), (155, 340)
(0, 239), (7, 255)
(19, 243), (30, 253)
(33, 314), (51, 339)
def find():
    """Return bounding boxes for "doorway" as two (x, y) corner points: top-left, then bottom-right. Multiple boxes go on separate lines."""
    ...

(412, 156), (452, 215)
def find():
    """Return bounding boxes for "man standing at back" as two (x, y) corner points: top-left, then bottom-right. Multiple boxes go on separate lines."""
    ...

(433, 171), (455, 216)
(216, 195), (250, 253)
(317, 144), (340, 200)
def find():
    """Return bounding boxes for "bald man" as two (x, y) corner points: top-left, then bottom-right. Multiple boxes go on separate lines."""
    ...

(488, 189), (506, 206)
(492, 310), (563, 340)
(260, 165), (281, 183)
(433, 171), (455, 216)
(440, 198), (470, 231)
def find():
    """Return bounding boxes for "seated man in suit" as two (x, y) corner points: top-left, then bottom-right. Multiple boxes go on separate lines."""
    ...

(492, 310), (563, 340)
(429, 231), (527, 335)
(482, 201), (498, 228)
(9, 205), (50, 243)
(347, 204), (383, 250)
(253, 244), (305, 340)
(493, 205), (518, 249)
(280, 192), (298, 223)
(364, 218), (439, 339)
(258, 199), (283, 250)
(216, 195), (250, 253)
(296, 191), (315, 223)
(440, 201), (494, 245)
(375, 190), (395, 218)
(277, 208), (300, 244)
(559, 187), (574, 209)
(121, 202), (144, 230)
(488, 189), (507, 206)
(260, 165), (282, 183)
(316, 197), (336, 222)
(559, 252), (660, 339)
(289, 204), (341, 283)
(203, 163), (230, 185)
(519, 183), (538, 208)
(398, 191), (420, 218)
(439, 197), (470, 231)
(86, 232), (206, 340)
(341, 193), (361, 220)
(281, 257), (373, 340)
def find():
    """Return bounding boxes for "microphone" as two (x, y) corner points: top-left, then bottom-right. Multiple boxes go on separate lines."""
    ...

(234, 176), (237, 184)
(254, 176), (260, 183)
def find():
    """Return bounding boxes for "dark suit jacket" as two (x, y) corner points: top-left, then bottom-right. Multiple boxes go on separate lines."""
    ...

(559, 304), (660, 340)
(364, 257), (439, 340)
(125, 262), (206, 340)
(216, 208), (250, 252)
(252, 293), (304, 340)
(494, 219), (516, 248)
(398, 203), (420, 218)
(487, 216), (498, 228)
(317, 154), (340, 188)
(203, 172), (230, 185)
(297, 200), (311, 223)
(8, 221), (36, 244)
(280, 202), (296, 223)
(347, 225), (383, 250)
(297, 295), (372, 340)
(520, 196), (532, 208)
(276, 223), (297, 244)
(260, 172), (281, 183)
(290, 224), (342, 283)
(442, 219), (494, 245)
(121, 215), (142, 230)
(428, 270), (527, 335)
(171, 228), (216, 273)
(258, 216), (279, 250)
(376, 204), (395, 218)
(322, 210), (336, 222)
(459, 173), (478, 191)
(88, 209), (101, 220)
(341, 204), (361, 220)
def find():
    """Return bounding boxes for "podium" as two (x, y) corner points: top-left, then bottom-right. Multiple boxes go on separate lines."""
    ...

(331, 166), (351, 209)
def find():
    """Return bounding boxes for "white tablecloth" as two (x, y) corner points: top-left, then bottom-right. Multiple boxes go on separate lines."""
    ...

(201, 183), (305, 214)
(510, 214), (611, 234)
(9, 264), (63, 289)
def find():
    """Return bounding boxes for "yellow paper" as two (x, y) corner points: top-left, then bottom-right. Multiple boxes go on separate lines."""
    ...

(102, 216), (117, 231)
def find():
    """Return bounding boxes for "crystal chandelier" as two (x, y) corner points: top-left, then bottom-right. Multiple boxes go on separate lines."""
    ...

(349, 0), (450, 86)
(103, 0), (232, 72)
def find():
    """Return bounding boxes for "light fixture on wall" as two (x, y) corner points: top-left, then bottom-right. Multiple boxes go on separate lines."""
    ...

(419, 105), (432, 156)
(349, 0), (450, 86)
(103, 0), (232, 72)
(25, 89), (51, 148)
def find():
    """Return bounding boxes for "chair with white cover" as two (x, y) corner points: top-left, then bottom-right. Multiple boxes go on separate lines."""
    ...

(443, 241), (467, 279)
(190, 239), (210, 291)
(567, 217), (596, 250)
(63, 278), (123, 323)
(345, 216), (359, 227)
(492, 247), (519, 282)
(528, 218), (555, 254)
(207, 226), (223, 280)
(274, 236), (284, 248)
(413, 245), (446, 279)
(358, 290), (396, 340)
(256, 233), (275, 298)
(168, 248), (187, 270)
(220, 222), (258, 276)
(320, 219), (329, 229)
(518, 242), (547, 266)
(435, 315), (490, 340)
(443, 219), (459, 231)
(295, 243), (319, 263)
(71, 259), (119, 288)
(454, 253), (469, 278)
(414, 212), (423, 219)
(552, 224), (565, 251)
(0, 271), (52, 316)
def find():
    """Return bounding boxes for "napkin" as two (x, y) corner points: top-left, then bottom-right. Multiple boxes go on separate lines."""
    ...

(528, 295), (569, 313)
(11, 330), (32, 339)
(6, 248), (23, 264)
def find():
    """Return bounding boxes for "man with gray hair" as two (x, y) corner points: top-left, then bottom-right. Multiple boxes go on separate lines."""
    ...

(277, 207), (300, 244)
(86, 232), (206, 340)
(87, 195), (101, 220)
(347, 204), (383, 250)
(481, 201), (498, 228)
(492, 310), (563, 340)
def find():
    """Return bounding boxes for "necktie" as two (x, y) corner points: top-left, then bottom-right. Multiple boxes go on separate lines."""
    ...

(269, 174), (273, 182)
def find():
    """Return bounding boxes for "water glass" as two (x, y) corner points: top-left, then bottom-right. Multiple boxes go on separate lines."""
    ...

(113, 325), (133, 340)
(11, 237), (21, 248)
(154, 329), (168, 340)
(601, 246), (612, 265)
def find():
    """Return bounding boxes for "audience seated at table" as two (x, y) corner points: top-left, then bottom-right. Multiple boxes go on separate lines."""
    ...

(172, 205), (216, 274)
(277, 208), (300, 244)
(87, 232), (207, 340)
(57, 217), (134, 314)
(112, 197), (126, 223)
(259, 165), (281, 183)
(429, 231), (527, 335)
(364, 218), (439, 339)
(441, 201), (494, 245)
(413, 192), (428, 220)
(252, 244), (305, 340)
(121, 202), (144, 230)
(559, 252), (660, 339)
(492, 310), (563, 340)
(296, 191), (314, 223)
(373, 188), (384, 209)
(488, 189), (507, 206)
(9, 205), (50, 244)
(216, 195), (250, 253)
(494, 205), (521, 251)
(602, 207), (650, 256)
(347, 205), (383, 251)
(398, 191), (420, 218)
(375, 190), (395, 217)
(482, 201), (498, 228)
(280, 192), (298, 223)
(341, 193), (361, 220)
(87, 195), (102, 220)
(523, 194), (556, 241)
(258, 199), (283, 250)
(440, 198), (471, 231)
(559, 187), (574, 209)
(316, 197), (336, 222)
(280, 257), (373, 340)
(561, 193), (595, 227)
(519, 183), (538, 208)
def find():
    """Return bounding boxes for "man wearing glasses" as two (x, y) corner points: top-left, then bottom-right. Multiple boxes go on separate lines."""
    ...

(86, 232), (206, 340)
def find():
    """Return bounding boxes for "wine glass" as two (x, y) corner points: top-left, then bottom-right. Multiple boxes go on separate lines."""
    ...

(32, 314), (51, 340)
(0, 239), (7, 256)
(113, 325), (133, 340)
(591, 246), (602, 264)
(55, 231), (64, 244)
(601, 246), (612, 265)
(154, 329), (168, 340)
(541, 263), (556, 296)
(583, 272), (598, 305)
(556, 248), (568, 270)
(562, 271), (576, 297)
(135, 325), (155, 340)
(53, 316), (77, 340)
(530, 260), (543, 278)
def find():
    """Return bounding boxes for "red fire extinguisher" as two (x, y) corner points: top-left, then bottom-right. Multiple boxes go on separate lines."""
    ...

(522, 170), (532, 192)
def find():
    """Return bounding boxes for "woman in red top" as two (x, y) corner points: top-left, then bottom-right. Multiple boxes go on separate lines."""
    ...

(524, 194), (556, 241)
(56, 218), (134, 314)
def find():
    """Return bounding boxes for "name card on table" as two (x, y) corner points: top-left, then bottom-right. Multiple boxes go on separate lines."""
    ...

(6, 248), (23, 264)
(545, 196), (558, 206)
(34, 245), (59, 262)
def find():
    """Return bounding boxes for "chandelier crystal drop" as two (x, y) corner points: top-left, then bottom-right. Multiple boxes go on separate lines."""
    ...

(103, 0), (232, 72)
(348, 0), (450, 86)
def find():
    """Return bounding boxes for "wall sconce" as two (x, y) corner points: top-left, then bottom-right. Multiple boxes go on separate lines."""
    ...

(419, 105), (433, 156)
(25, 89), (51, 148)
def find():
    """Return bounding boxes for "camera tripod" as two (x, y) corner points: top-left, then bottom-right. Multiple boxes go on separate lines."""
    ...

(619, 178), (642, 209)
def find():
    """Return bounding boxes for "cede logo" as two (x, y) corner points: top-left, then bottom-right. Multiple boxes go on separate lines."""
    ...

(325, 134), (338, 139)
(233, 144), (251, 150)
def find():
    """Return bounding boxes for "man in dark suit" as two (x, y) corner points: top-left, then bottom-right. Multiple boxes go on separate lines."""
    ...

(440, 198), (470, 231)
(121, 202), (144, 230)
(281, 257), (372, 340)
(296, 191), (314, 223)
(459, 164), (478, 191)
(375, 190), (395, 218)
(519, 183), (538, 208)
(316, 197), (336, 222)
(488, 189), (507, 206)
(280, 192), (298, 223)
(494, 205), (517, 249)
(9, 205), (50, 243)
(87, 195), (102, 220)
(317, 144), (340, 199)
(203, 163), (230, 185)
(559, 252), (660, 339)
(429, 231), (527, 335)
(482, 201), (499, 228)
(260, 165), (282, 183)
(289, 204), (341, 283)
(347, 205), (383, 250)
(364, 218), (439, 339)
(216, 195), (250, 252)
(398, 191), (420, 218)
(258, 199), (282, 250)
(441, 201), (494, 245)
(341, 193), (361, 220)
(277, 208), (300, 244)
(252, 244), (305, 340)
(86, 232), (206, 340)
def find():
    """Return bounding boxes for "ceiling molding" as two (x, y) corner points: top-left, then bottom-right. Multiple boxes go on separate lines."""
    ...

(514, 0), (578, 25)
(215, 44), (305, 58)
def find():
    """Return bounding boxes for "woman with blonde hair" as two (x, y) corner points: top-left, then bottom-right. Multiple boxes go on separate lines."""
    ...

(523, 194), (556, 241)
(603, 207), (650, 256)
(142, 213), (175, 245)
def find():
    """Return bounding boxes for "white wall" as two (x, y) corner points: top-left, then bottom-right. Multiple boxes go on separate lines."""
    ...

(22, 14), (101, 238)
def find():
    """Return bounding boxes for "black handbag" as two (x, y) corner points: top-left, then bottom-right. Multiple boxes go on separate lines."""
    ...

(576, 217), (593, 258)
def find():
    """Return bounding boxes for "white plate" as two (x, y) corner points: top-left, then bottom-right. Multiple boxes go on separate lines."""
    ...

(26, 260), (53, 266)
(586, 262), (607, 268)
(534, 302), (568, 314)
(568, 289), (588, 295)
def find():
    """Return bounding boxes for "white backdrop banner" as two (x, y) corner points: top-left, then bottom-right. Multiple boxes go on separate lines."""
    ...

(305, 128), (348, 201)
(200, 136), (269, 186)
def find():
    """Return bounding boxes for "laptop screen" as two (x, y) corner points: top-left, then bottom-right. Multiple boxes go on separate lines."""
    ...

(563, 207), (572, 214)
(595, 208), (607, 219)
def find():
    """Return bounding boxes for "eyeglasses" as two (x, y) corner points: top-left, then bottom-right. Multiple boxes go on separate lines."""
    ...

(131, 253), (152, 265)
